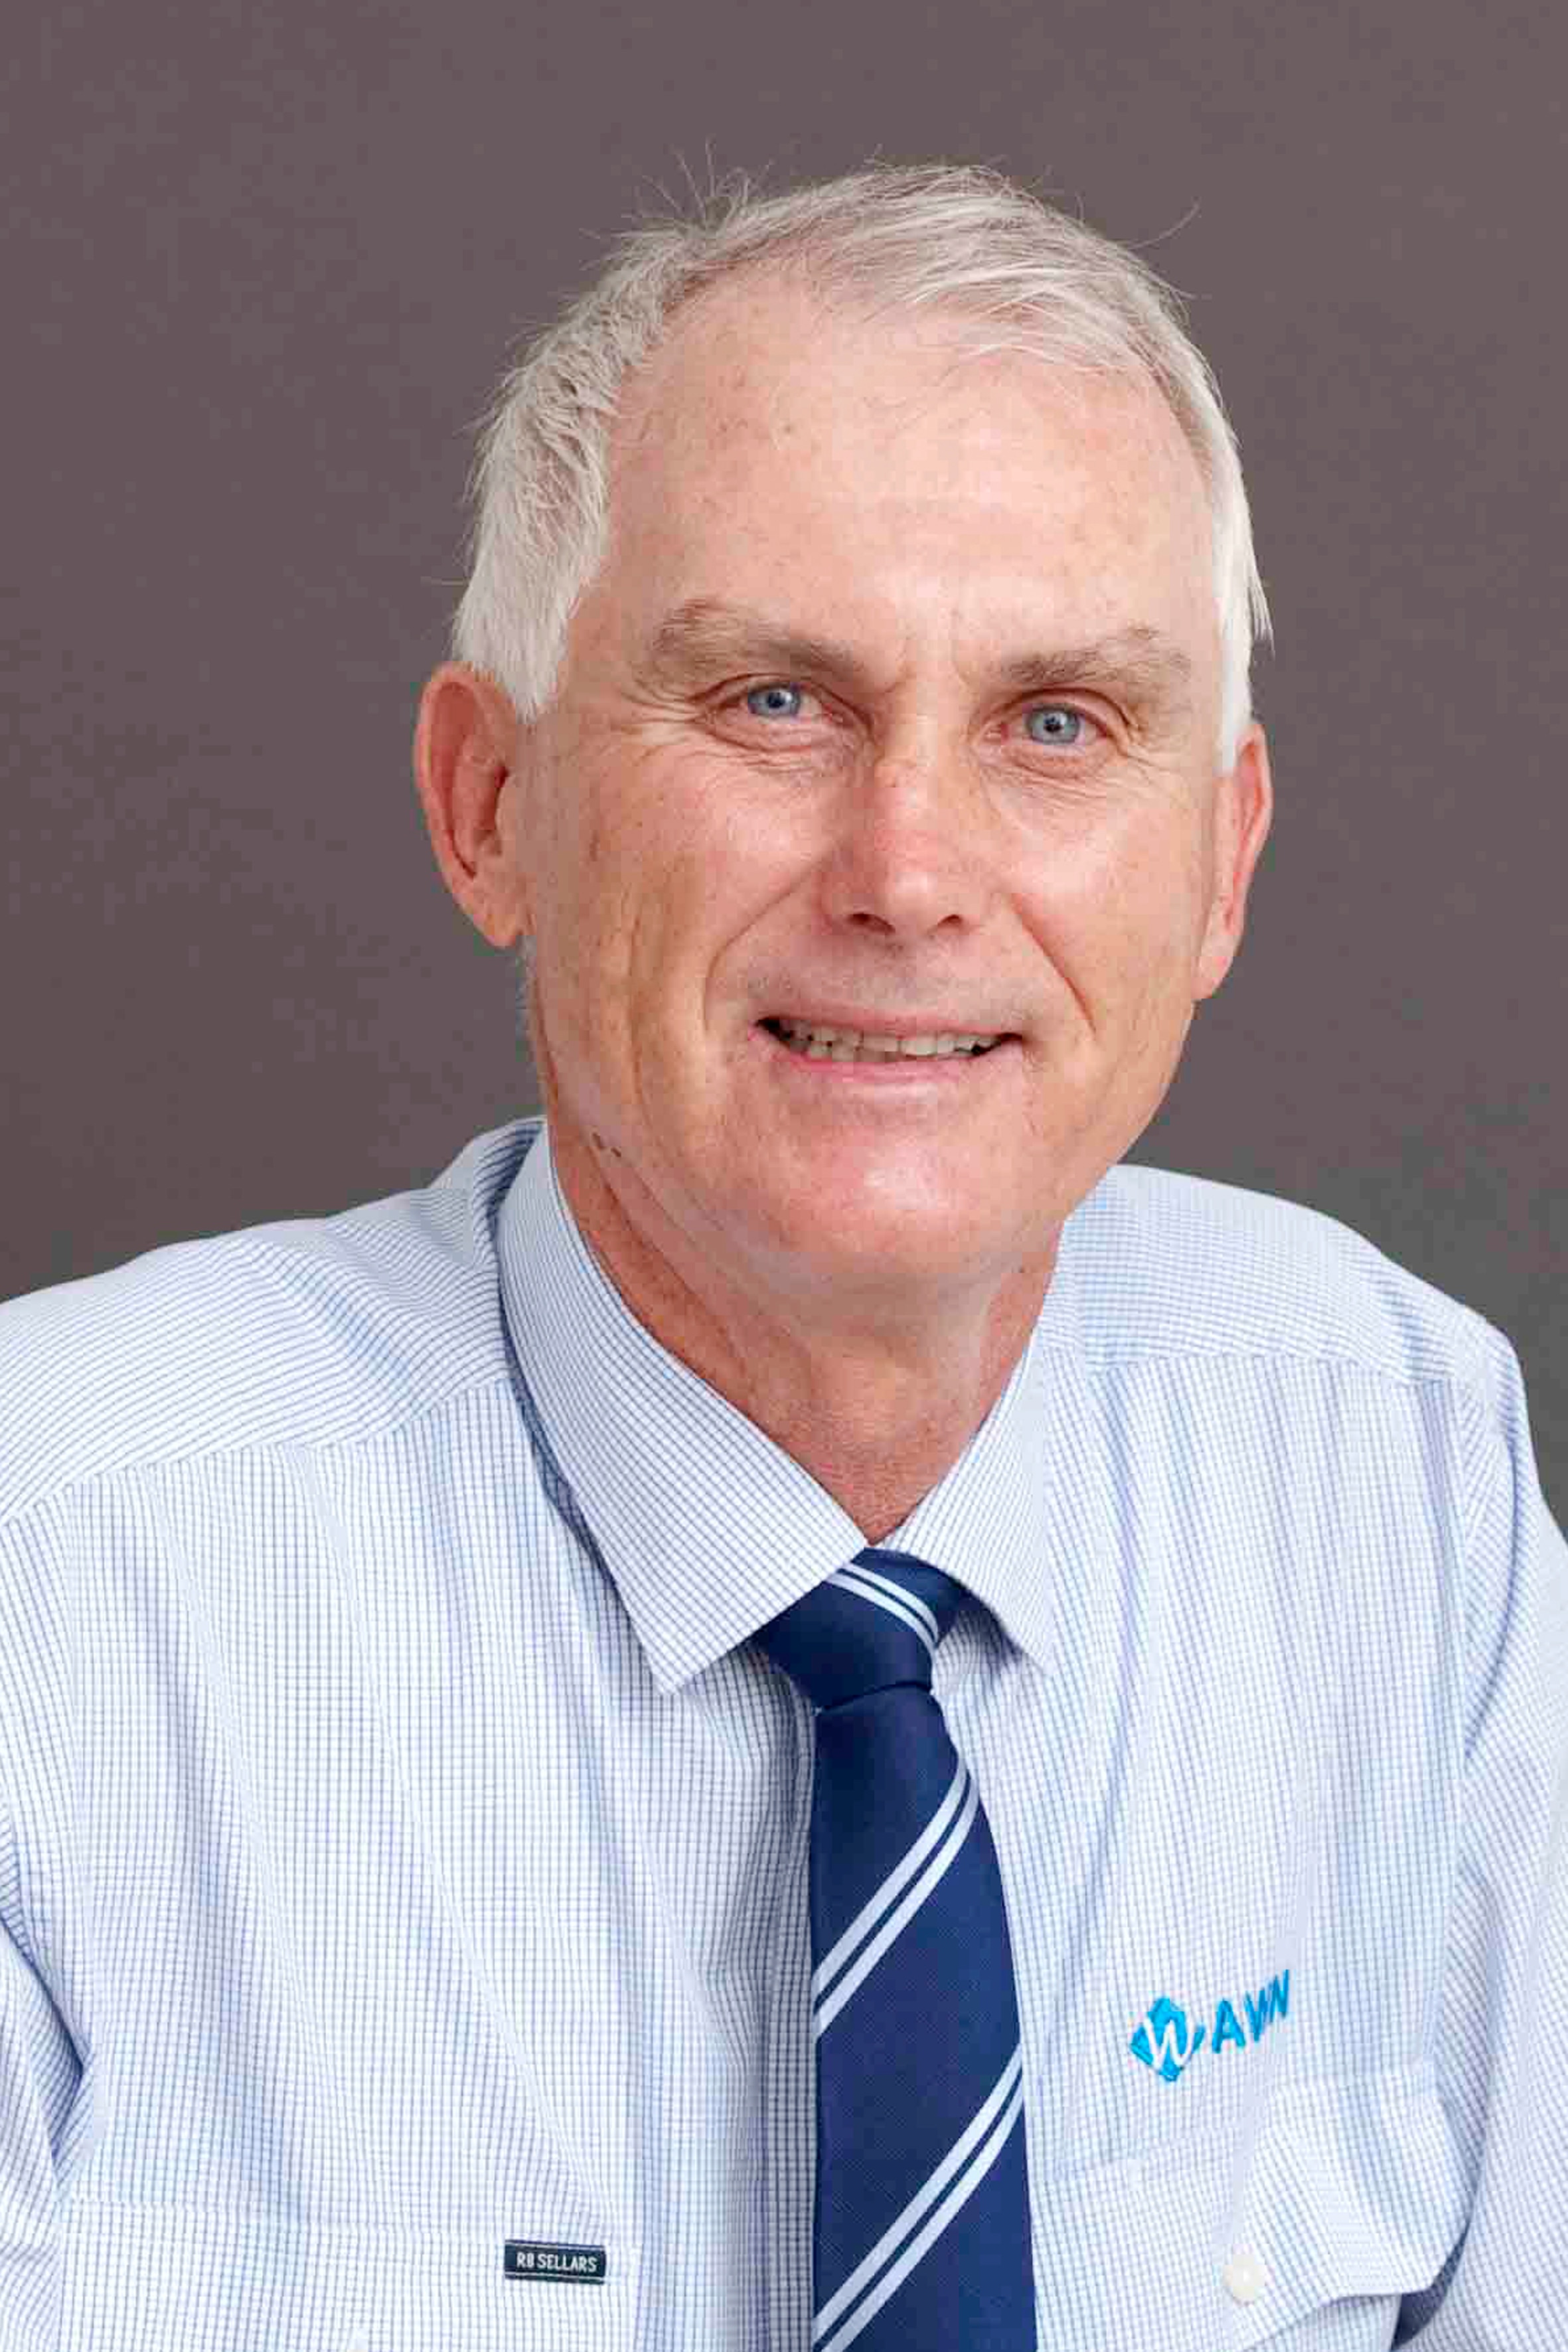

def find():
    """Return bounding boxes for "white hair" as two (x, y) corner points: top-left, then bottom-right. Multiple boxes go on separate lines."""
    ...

(453, 161), (1272, 772)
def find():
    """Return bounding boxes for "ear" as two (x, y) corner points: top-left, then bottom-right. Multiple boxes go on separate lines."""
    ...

(413, 663), (534, 949)
(1194, 723), (1274, 1001)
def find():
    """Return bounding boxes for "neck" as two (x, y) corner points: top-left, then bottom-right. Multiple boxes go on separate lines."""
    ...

(545, 1114), (1056, 1543)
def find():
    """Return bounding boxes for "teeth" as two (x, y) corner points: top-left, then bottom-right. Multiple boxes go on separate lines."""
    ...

(774, 1019), (1000, 1058)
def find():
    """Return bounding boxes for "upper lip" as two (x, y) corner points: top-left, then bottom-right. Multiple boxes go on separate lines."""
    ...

(763, 1010), (1017, 1036)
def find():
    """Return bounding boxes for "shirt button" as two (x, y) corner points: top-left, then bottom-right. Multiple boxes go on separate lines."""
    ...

(1222, 2249), (1269, 2304)
(344, 2331), (371, 2352)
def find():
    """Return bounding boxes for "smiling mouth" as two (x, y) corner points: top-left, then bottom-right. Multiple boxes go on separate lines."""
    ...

(759, 1017), (1016, 1061)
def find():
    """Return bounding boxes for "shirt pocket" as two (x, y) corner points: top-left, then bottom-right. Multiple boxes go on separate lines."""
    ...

(1032, 2068), (1468, 2349)
(60, 2204), (641, 2351)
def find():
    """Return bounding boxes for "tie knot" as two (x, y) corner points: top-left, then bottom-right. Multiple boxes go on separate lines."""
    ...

(753, 1547), (965, 1711)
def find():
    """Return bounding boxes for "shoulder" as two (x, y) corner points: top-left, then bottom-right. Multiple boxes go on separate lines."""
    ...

(0, 1119), (542, 1525)
(1063, 1160), (1505, 1398)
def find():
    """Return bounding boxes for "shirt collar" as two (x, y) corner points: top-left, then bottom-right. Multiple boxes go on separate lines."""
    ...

(495, 1121), (1077, 1692)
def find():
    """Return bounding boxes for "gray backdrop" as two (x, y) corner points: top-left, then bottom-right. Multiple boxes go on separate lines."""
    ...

(7, 1), (1564, 1513)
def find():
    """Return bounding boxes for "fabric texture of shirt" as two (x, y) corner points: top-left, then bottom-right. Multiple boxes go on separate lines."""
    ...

(1, 1113), (1564, 2351)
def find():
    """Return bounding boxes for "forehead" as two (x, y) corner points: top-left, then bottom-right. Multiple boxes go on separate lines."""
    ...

(593, 270), (1218, 674)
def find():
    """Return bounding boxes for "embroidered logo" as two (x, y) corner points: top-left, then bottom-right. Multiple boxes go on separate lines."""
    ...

(1129, 1970), (1290, 2084)
(503, 2240), (607, 2284)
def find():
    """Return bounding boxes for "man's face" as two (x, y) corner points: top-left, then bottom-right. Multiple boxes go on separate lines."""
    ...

(502, 275), (1270, 1322)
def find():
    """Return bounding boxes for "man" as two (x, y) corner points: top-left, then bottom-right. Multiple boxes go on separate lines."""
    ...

(1, 163), (1563, 2350)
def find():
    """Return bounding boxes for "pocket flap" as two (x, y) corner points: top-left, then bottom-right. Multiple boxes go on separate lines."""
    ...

(1033, 2068), (1468, 2347)
(1219, 2069), (1468, 2343)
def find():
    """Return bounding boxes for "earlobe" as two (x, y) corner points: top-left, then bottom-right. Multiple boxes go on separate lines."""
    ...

(413, 663), (532, 949)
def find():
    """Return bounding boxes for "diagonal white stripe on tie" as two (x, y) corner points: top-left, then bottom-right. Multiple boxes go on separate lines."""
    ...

(830, 1566), (937, 1655)
(832, 1561), (941, 1648)
(811, 1755), (970, 2001)
(813, 1772), (980, 2035)
(813, 2046), (1026, 2351)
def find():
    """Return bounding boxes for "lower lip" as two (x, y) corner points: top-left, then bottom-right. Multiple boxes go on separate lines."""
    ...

(753, 1025), (1021, 1081)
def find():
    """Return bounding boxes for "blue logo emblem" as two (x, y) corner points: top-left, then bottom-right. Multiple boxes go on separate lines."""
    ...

(1129, 1971), (1290, 2083)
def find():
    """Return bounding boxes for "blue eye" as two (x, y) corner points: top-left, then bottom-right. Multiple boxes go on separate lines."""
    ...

(1024, 705), (1085, 746)
(744, 683), (806, 719)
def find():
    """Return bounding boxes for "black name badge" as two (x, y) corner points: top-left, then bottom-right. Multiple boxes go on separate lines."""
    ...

(503, 2240), (607, 2285)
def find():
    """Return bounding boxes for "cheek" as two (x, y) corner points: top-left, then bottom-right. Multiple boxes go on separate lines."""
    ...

(542, 783), (743, 1066)
(1038, 811), (1211, 1020)
(615, 767), (803, 990)
(538, 769), (655, 989)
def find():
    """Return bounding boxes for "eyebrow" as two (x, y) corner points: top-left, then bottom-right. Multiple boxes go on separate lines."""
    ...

(641, 597), (1196, 724)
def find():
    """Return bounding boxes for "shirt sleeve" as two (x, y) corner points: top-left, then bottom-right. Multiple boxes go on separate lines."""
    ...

(1395, 1328), (1568, 2344)
(0, 1789), (73, 2352)
(0, 1495), (80, 2352)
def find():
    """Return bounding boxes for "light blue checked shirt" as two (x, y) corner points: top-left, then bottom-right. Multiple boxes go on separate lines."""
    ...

(1, 1115), (1565, 2350)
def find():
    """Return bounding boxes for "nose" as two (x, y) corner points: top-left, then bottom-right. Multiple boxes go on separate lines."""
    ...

(816, 735), (996, 941)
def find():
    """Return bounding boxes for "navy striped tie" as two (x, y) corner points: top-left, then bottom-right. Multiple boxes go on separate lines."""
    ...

(756, 1547), (1037, 2349)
